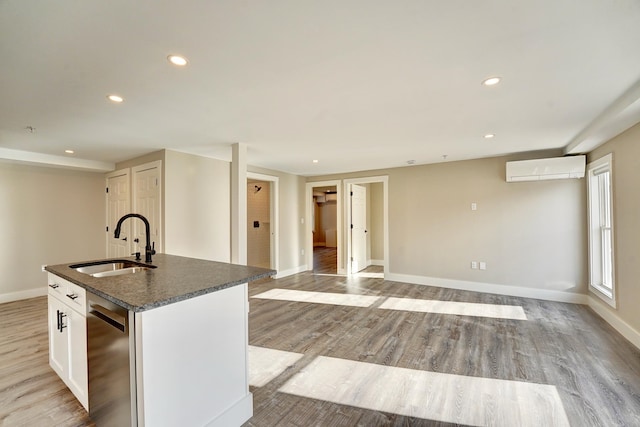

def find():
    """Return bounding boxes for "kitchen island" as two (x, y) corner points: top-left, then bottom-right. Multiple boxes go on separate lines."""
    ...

(45, 254), (275, 427)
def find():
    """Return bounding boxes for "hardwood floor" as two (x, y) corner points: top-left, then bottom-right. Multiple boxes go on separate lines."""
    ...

(246, 275), (640, 426)
(0, 297), (94, 427)
(313, 246), (337, 274)
(2, 260), (640, 425)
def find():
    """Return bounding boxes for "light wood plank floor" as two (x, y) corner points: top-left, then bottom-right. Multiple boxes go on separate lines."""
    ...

(2, 266), (640, 426)
(245, 274), (640, 426)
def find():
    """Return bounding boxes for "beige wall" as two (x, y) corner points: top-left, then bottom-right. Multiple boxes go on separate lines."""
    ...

(249, 165), (306, 274)
(164, 150), (231, 262)
(588, 122), (640, 333)
(309, 152), (587, 294)
(0, 162), (105, 300)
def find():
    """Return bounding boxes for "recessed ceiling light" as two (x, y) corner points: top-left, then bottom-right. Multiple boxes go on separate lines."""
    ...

(65, 150), (74, 154)
(482, 77), (501, 86)
(484, 133), (495, 139)
(107, 94), (124, 103)
(168, 55), (188, 66)
(312, 159), (319, 163)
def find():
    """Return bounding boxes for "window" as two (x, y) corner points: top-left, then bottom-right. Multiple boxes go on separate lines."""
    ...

(587, 154), (615, 307)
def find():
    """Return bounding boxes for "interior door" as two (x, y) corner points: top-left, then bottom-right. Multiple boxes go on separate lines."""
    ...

(350, 184), (367, 273)
(133, 162), (161, 255)
(106, 171), (130, 257)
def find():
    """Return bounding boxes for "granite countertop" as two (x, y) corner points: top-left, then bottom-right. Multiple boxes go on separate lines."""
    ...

(45, 254), (275, 312)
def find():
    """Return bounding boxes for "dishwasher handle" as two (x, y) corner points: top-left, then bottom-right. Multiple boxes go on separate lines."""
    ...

(90, 303), (127, 333)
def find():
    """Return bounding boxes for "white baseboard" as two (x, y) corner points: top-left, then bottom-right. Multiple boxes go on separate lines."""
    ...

(588, 295), (640, 350)
(274, 265), (308, 279)
(0, 287), (48, 304)
(369, 259), (384, 266)
(385, 272), (588, 305)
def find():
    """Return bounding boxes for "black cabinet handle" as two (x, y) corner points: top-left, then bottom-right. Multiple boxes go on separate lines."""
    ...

(59, 311), (67, 332)
(48, 284), (59, 289)
(56, 310), (67, 332)
(66, 293), (79, 301)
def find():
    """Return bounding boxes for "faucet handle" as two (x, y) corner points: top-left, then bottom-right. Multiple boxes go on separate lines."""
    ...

(151, 241), (156, 255)
(131, 252), (141, 261)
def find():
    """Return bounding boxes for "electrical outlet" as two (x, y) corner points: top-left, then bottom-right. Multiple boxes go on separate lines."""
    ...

(471, 203), (477, 211)
(479, 262), (487, 270)
(471, 261), (478, 269)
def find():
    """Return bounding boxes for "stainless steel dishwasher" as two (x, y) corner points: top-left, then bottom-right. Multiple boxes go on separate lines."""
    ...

(87, 291), (137, 426)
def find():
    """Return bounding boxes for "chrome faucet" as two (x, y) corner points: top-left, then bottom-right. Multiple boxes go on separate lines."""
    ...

(114, 213), (156, 263)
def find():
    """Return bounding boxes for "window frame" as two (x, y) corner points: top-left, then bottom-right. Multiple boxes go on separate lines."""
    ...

(587, 153), (616, 307)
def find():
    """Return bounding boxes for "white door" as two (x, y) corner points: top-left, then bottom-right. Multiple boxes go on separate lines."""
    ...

(133, 162), (162, 255)
(350, 184), (367, 273)
(106, 170), (130, 257)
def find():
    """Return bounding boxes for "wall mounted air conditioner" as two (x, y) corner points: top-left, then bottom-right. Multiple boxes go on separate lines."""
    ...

(506, 155), (586, 182)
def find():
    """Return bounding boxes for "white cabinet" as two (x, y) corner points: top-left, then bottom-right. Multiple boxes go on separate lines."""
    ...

(47, 273), (88, 410)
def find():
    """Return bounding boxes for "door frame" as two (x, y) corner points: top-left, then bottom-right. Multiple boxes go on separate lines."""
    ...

(305, 180), (343, 274)
(247, 172), (279, 273)
(343, 176), (389, 276)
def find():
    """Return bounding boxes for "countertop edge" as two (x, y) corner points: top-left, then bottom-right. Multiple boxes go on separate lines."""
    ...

(44, 254), (277, 312)
(45, 267), (274, 312)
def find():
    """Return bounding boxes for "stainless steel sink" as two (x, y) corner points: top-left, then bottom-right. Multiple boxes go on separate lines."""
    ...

(70, 260), (156, 277)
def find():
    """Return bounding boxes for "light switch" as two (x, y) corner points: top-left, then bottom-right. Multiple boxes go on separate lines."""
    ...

(471, 261), (478, 269)
(479, 262), (487, 270)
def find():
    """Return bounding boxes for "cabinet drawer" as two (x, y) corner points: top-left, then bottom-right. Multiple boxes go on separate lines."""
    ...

(48, 273), (86, 314)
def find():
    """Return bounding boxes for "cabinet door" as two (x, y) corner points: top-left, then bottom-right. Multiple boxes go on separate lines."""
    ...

(48, 295), (68, 378)
(67, 308), (88, 410)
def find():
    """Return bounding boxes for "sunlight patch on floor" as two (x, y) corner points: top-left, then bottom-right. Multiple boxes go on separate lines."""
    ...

(279, 356), (569, 426)
(380, 297), (528, 320)
(248, 345), (304, 387)
(252, 289), (381, 307)
(252, 289), (527, 320)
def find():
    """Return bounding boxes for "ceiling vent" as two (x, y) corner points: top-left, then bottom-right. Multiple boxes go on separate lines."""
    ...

(506, 155), (586, 182)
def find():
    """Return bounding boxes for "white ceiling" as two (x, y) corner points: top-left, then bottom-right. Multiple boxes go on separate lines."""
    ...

(2, 1), (640, 176)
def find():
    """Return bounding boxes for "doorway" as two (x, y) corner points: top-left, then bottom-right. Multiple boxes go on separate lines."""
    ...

(312, 185), (338, 274)
(305, 180), (342, 274)
(345, 177), (388, 277)
(247, 172), (279, 271)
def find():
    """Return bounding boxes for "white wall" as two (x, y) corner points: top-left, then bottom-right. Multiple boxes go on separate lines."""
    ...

(164, 150), (231, 262)
(0, 162), (105, 302)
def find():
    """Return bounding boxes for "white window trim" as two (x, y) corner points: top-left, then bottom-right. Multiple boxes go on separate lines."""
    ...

(587, 153), (616, 308)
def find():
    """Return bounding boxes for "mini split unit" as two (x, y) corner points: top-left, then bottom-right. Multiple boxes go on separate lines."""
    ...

(505, 155), (586, 182)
